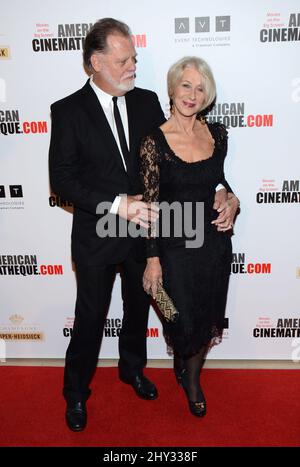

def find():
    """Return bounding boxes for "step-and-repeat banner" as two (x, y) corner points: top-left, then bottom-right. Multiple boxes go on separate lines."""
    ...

(1, 0), (299, 361)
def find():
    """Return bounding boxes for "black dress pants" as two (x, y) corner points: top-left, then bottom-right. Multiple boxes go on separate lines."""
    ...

(63, 254), (150, 403)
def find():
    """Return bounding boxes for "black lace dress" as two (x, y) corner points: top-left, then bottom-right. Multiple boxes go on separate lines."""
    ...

(140, 122), (232, 358)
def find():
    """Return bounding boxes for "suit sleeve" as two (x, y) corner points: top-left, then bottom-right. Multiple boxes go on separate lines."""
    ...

(49, 103), (115, 216)
(149, 92), (166, 130)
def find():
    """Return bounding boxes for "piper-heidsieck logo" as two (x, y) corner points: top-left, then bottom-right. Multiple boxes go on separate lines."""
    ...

(0, 184), (24, 210)
(260, 12), (300, 43)
(63, 317), (159, 338)
(256, 179), (300, 204)
(231, 253), (271, 275)
(0, 254), (63, 276)
(0, 46), (10, 60)
(253, 317), (300, 338)
(206, 102), (273, 129)
(174, 16), (231, 47)
(0, 314), (44, 342)
(32, 23), (147, 52)
(0, 109), (47, 136)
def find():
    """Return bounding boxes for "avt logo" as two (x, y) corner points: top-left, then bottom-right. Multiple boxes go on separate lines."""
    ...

(10, 185), (23, 198)
(175, 16), (230, 33)
(0, 185), (23, 198)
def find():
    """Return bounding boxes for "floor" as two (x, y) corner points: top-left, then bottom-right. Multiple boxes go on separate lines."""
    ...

(1, 358), (300, 369)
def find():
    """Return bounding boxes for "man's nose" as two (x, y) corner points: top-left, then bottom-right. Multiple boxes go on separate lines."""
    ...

(129, 58), (136, 71)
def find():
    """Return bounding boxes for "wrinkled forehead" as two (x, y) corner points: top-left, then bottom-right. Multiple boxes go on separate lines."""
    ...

(105, 33), (136, 55)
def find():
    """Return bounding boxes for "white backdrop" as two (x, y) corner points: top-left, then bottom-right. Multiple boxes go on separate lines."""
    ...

(1, 0), (299, 360)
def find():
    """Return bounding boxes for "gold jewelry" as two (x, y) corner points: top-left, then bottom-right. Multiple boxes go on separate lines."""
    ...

(198, 116), (206, 125)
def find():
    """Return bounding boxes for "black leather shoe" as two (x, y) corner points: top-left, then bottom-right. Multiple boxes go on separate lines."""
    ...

(120, 374), (158, 400)
(66, 401), (87, 432)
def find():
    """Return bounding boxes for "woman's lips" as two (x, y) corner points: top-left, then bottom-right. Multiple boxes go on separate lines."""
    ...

(183, 101), (196, 108)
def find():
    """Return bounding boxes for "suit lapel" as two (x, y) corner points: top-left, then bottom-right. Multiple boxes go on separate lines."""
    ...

(80, 81), (126, 173)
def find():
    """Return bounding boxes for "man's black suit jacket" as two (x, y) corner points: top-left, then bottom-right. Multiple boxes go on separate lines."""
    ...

(49, 80), (165, 266)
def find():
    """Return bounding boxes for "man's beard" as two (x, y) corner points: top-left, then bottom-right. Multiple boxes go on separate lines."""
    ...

(102, 67), (135, 94)
(118, 78), (135, 92)
(111, 75), (135, 92)
(117, 78), (135, 92)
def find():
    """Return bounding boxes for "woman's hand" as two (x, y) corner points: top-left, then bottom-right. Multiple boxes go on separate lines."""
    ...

(212, 193), (240, 231)
(143, 257), (162, 298)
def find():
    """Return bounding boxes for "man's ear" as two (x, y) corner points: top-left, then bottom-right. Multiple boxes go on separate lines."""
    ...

(90, 53), (102, 72)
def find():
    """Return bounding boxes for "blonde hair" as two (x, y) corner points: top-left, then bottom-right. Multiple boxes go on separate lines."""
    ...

(167, 56), (216, 111)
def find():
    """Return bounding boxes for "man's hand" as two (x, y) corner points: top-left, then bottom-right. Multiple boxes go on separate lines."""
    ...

(213, 188), (228, 212)
(212, 189), (240, 231)
(117, 194), (159, 228)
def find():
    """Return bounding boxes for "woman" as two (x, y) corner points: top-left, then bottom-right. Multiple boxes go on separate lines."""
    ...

(140, 56), (239, 417)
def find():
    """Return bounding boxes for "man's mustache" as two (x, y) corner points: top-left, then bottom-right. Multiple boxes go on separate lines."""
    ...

(123, 73), (136, 80)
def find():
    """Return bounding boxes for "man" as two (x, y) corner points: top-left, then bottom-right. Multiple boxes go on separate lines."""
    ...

(49, 18), (235, 432)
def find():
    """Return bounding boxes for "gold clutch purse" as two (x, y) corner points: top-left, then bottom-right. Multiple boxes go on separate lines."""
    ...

(154, 283), (179, 323)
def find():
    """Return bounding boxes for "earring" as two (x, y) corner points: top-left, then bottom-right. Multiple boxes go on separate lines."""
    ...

(198, 115), (206, 125)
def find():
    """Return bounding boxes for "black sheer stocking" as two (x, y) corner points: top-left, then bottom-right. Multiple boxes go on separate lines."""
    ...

(173, 352), (185, 380)
(182, 346), (207, 402)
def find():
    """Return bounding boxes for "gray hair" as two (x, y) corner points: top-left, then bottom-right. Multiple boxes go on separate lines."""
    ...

(167, 56), (216, 111)
(83, 18), (131, 69)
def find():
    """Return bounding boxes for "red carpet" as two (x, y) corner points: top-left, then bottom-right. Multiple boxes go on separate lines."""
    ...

(0, 367), (299, 447)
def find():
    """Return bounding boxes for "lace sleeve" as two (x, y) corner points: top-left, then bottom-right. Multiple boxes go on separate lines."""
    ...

(140, 134), (160, 258)
(215, 123), (234, 194)
(216, 123), (228, 158)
